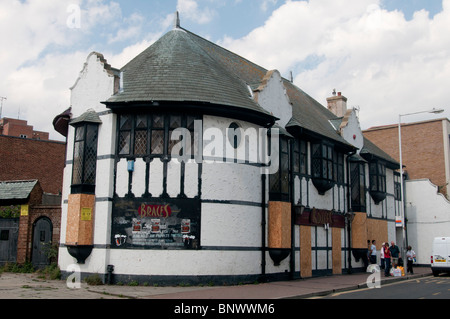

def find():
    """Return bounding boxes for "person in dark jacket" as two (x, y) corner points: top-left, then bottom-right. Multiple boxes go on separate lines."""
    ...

(389, 241), (400, 267)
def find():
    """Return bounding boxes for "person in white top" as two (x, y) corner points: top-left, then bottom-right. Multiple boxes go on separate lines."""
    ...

(369, 240), (377, 264)
(380, 242), (385, 269)
(406, 246), (416, 274)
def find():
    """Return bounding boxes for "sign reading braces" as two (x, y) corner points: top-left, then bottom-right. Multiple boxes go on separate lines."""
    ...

(112, 198), (200, 250)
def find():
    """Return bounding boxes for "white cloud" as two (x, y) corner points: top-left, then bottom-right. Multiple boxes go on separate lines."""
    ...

(1, 0), (449, 141)
(108, 13), (144, 44)
(0, 0), (158, 140)
(176, 0), (216, 24)
(260, 0), (278, 12)
(4, 51), (88, 137)
(218, 0), (450, 129)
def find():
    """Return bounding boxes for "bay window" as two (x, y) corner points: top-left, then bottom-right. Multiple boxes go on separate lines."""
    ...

(311, 142), (343, 194)
(369, 160), (387, 204)
(71, 123), (99, 194)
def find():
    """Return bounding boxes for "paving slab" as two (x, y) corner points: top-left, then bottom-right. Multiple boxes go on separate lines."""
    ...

(0, 267), (432, 300)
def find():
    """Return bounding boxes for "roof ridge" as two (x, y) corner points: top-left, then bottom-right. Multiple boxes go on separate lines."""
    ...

(0, 179), (38, 184)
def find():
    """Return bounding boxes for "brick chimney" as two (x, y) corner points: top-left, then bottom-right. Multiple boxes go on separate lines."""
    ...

(327, 90), (347, 118)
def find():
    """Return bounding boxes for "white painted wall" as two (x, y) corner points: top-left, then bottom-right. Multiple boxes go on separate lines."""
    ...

(70, 52), (117, 117)
(60, 51), (118, 274)
(61, 113), (272, 279)
(339, 109), (364, 153)
(253, 70), (292, 128)
(405, 179), (450, 265)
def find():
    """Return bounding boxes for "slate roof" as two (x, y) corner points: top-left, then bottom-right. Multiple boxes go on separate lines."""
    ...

(0, 180), (38, 201)
(107, 29), (271, 117)
(105, 25), (354, 148)
(70, 108), (102, 125)
(185, 27), (353, 148)
(360, 137), (399, 168)
(327, 116), (399, 166)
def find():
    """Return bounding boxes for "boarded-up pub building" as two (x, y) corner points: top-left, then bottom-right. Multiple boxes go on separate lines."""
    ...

(54, 16), (401, 284)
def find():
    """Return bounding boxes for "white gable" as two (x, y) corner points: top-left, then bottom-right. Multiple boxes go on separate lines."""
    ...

(70, 52), (118, 117)
(339, 109), (364, 152)
(253, 70), (292, 128)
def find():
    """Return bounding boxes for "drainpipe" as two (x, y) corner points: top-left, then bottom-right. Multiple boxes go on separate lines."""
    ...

(260, 173), (267, 282)
(289, 139), (295, 280)
(346, 149), (357, 274)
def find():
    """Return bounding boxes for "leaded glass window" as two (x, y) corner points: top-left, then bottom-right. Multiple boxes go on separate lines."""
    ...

(71, 123), (99, 194)
(293, 139), (307, 175)
(311, 141), (343, 194)
(350, 161), (366, 212)
(117, 113), (201, 159)
(369, 160), (387, 204)
(269, 136), (290, 201)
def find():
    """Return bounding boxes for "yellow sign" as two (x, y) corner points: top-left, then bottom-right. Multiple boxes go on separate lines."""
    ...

(20, 205), (29, 216)
(81, 207), (92, 221)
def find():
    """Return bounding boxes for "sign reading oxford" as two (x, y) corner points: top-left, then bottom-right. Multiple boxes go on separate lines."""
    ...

(111, 198), (200, 250)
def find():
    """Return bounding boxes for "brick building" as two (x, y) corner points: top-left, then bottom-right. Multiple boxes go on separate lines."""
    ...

(0, 121), (66, 195)
(364, 118), (450, 198)
(0, 117), (66, 267)
(0, 118), (49, 140)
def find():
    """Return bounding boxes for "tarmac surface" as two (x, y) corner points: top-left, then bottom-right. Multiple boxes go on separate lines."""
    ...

(0, 266), (432, 300)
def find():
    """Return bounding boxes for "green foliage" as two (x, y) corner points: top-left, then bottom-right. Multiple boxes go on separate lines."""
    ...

(41, 242), (59, 264)
(38, 263), (61, 280)
(84, 273), (104, 286)
(0, 262), (35, 273)
(0, 205), (20, 218)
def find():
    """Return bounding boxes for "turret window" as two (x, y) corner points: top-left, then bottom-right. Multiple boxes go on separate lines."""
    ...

(71, 123), (99, 194)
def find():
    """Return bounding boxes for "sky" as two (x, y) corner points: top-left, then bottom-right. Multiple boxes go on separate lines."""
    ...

(0, 0), (449, 141)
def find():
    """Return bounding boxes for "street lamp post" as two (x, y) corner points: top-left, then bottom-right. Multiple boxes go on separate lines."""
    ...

(398, 108), (444, 265)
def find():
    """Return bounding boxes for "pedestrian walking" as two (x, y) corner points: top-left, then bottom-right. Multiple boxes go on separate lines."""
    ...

(389, 241), (400, 267)
(406, 246), (416, 274)
(369, 240), (377, 264)
(384, 242), (391, 276)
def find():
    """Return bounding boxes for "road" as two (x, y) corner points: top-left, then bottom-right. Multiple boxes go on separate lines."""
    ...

(320, 274), (450, 299)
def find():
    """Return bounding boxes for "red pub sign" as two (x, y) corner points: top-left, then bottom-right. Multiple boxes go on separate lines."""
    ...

(138, 204), (172, 218)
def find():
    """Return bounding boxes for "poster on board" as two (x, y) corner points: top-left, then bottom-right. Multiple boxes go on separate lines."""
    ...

(112, 198), (200, 250)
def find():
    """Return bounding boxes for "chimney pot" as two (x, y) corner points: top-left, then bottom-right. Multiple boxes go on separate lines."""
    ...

(326, 91), (348, 117)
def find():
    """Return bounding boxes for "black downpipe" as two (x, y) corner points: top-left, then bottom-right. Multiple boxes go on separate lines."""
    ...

(346, 150), (357, 274)
(260, 173), (267, 282)
(289, 139), (295, 280)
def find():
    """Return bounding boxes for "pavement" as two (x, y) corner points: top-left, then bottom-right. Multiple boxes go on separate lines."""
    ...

(0, 266), (432, 300)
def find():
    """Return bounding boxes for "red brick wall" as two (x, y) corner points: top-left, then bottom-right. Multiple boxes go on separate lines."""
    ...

(0, 118), (50, 140)
(0, 135), (66, 194)
(16, 205), (61, 264)
(364, 119), (447, 196)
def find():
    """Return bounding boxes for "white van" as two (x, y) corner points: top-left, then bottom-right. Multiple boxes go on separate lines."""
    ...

(431, 237), (450, 276)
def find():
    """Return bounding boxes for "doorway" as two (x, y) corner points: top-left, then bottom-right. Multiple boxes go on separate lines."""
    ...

(0, 218), (19, 264)
(32, 217), (53, 267)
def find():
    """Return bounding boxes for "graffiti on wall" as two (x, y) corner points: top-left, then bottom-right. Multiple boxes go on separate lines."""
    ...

(111, 198), (200, 250)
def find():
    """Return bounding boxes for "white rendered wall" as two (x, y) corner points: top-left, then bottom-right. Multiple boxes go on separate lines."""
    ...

(59, 51), (118, 274)
(406, 179), (450, 265)
(91, 114), (272, 279)
(339, 109), (364, 153)
(70, 52), (116, 117)
(253, 70), (292, 128)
